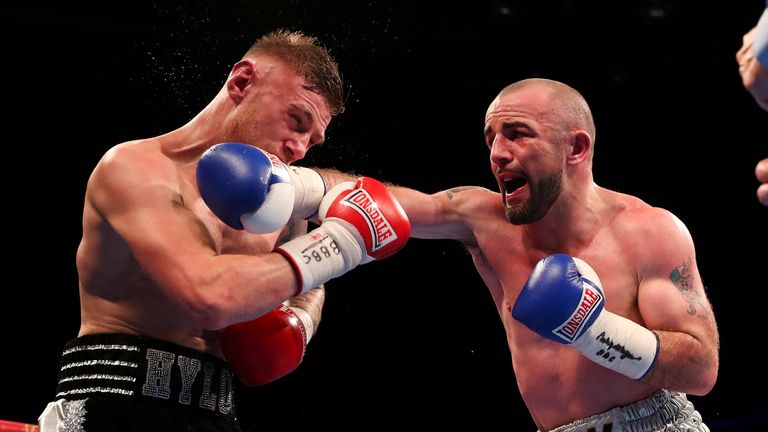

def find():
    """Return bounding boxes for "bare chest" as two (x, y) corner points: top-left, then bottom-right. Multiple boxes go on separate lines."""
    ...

(188, 193), (283, 255)
(473, 224), (639, 313)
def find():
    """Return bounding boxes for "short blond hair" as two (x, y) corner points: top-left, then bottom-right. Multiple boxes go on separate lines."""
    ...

(245, 30), (345, 115)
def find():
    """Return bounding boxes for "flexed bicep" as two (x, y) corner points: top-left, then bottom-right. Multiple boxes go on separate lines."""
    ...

(635, 213), (719, 395)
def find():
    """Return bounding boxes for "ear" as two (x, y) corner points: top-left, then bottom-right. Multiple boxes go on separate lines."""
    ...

(567, 130), (592, 165)
(226, 60), (257, 104)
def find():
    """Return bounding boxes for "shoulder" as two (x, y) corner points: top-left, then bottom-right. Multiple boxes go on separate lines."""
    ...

(90, 140), (171, 188)
(613, 195), (691, 245)
(609, 192), (695, 275)
(445, 186), (506, 244)
(87, 139), (177, 207)
(95, 139), (166, 170)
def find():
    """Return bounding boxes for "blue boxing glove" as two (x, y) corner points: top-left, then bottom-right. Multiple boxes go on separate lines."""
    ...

(196, 143), (325, 233)
(512, 254), (659, 380)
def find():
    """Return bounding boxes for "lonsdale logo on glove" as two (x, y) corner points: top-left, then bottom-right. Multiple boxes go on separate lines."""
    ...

(276, 176), (411, 295)
(513, 254), (659, 380)
(337, 189), (400, 252)
(553, 282), (604, 342)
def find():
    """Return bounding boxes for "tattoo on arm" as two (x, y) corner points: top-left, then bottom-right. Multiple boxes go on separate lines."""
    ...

(284, 286), (325, 332)
(285, 286), (323, 309)
(669, 258), (709, 319)
(446, 186), (480, 200)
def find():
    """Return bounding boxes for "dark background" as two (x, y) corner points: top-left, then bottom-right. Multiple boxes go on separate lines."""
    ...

(3, 1), (767, 430)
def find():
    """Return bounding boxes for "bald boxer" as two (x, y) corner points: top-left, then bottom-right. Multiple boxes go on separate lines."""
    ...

(736, 4), (768, 205)
(39, 30), (409, 432)
(381, 79), (719, 431)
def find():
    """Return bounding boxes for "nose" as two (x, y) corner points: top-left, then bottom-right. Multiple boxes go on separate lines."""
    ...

(283, 138), (309, 163)
(489, 137), (512, 169)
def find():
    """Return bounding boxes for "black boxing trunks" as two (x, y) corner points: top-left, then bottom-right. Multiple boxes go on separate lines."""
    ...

(38, 333), (242, 432)
(543, 389), (709, 432)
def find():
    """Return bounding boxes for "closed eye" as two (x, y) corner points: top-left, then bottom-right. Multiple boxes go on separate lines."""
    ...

(288, 106), (325, 147)
(289, 104), (315, 133)
(289, 113), (308, 133)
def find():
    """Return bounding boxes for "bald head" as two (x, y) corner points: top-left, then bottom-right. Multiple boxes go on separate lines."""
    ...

(498, 78), (596, 149)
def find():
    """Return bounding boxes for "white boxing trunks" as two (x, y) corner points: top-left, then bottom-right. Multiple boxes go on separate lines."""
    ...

(544, 389), (708, 432)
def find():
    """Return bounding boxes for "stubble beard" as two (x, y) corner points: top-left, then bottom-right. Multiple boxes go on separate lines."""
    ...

(504, 170), (563, 225)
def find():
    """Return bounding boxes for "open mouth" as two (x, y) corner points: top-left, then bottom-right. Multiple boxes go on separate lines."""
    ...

(503, 177), (528, 194)
(499, 172), (529, 196)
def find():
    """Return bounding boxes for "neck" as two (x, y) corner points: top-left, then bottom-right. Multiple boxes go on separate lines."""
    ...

(158, 92), (230, 162)
(521, 180), (605, 253)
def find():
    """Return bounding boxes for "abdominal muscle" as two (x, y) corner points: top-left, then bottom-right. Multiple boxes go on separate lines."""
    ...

(507, 328), (655, 430)
(77, 251), (225, 358)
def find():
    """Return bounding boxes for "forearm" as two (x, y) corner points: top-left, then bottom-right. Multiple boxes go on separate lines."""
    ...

(313, 169), (465, 239)
(313, 167), (435, 219)
(314, 168), (358, 190)
(639, 330), (719, 395)
(155, 252), (299, 330)
(284, 285), (326, 336)
(390, 185), (481, 241)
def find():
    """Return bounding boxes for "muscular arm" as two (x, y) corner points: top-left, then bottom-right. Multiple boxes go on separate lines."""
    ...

(389, 186), (484, 243)
(635, 210), (719, 395)
(312, 167), (482, 243)
(88, 146), (299, 330)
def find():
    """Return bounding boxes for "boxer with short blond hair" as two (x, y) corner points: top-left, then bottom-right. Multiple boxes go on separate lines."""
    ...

(39, 29), (410, 432)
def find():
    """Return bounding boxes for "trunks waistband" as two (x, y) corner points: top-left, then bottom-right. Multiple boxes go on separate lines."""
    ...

(55, 333), (235, 421)
(547, 389), (707, 432)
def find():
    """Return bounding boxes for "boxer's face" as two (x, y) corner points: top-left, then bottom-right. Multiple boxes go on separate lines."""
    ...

(485, 86), (565, 224)
(233, 58), (332, 165)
